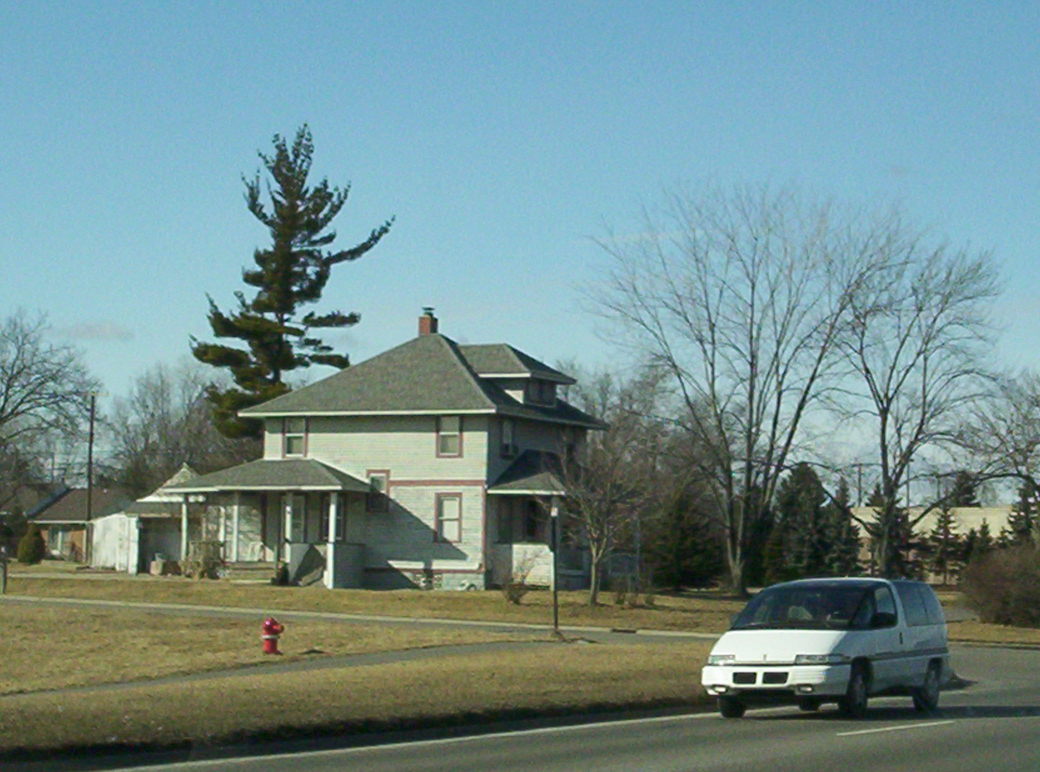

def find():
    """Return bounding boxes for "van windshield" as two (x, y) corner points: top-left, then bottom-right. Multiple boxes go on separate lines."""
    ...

(731, 583), (878, 631)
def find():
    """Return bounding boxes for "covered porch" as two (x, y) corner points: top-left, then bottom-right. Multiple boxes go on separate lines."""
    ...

(487, 450), (588, 590)
(166, 458), (371, 588)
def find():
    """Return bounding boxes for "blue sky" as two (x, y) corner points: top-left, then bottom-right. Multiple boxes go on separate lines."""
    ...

(2, 1), (1037, 403)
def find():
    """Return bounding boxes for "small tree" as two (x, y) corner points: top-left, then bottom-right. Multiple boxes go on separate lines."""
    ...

(972, 520), (995, 561)
(1006, 481), (1038, 546)
(193, 125), (394, 438)
(926, 504), (961, 585)
(948, 470), (981, 507)
(558, 365), (665, 605)
(16, 522), (46, 564)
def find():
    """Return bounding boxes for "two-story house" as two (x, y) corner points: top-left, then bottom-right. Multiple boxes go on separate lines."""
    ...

(166, 310), (604, 590)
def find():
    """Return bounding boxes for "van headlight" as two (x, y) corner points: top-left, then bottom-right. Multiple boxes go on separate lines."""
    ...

(794, 653), (849, 665)
(707, 654), (736, 666)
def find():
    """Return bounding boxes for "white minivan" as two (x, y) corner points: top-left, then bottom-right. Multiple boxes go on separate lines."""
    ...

(701, 578), (949, 718)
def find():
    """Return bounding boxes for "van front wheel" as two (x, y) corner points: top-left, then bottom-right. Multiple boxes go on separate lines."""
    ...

(839, 666), (869, 718)
(718, 697), (746, 718)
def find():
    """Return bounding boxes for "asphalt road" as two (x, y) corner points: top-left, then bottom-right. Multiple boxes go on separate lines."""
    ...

(51, 644), (1024, 772)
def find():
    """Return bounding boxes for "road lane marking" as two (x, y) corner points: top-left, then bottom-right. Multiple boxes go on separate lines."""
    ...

(837, 720), (955, 737)
(119, 707), (801, 770)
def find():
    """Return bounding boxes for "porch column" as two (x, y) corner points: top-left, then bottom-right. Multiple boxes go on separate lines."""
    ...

(283, 495), (294, 551)
(219, 505), (227, 559)
(180, 495), (189, 562)
(325, 492), (339, 589)
(231, 492), (241, 563)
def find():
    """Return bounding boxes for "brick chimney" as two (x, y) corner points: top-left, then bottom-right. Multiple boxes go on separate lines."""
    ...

(418, 307), (438, 336)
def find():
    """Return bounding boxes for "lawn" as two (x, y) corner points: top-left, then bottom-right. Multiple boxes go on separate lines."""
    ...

(5, 574), (743, 632)
(0, 604), (537, 695)
(0, 641), (713, 755)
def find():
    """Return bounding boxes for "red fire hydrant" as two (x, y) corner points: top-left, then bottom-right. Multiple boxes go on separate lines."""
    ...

(261, 616), (285, 655)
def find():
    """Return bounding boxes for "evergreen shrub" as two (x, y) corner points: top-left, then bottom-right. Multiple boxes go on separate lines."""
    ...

(17, 522), (46, 564)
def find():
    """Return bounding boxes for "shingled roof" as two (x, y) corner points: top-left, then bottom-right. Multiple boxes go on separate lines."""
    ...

(164, 459), (370, 493)
(488, 450), (567, 495)
(458, 344), (575, 384)
(29, 488), (133, 524)
(239, 333), (603, 428)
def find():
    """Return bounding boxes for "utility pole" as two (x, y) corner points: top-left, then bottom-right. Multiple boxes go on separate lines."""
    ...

(84, 391), (98, 564)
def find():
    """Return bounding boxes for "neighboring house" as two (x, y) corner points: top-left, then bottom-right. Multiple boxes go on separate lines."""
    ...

(167, 310), (604, 590)
(91, 464), (206, 573)
(28, 487), (132, 561)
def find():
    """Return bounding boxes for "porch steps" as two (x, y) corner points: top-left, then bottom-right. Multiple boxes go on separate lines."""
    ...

(222, 561), (277, 584)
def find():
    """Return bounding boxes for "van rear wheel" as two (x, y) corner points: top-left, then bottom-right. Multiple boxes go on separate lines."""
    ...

(718, 697), (746, 718)
(912, 663), (941, 712)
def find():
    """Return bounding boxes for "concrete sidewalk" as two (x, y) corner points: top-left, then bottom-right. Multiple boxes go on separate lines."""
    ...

(0, 593), (720, 642)
(0, 639), (556, 700)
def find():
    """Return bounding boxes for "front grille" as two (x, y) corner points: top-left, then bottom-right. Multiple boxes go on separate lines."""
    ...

(733, 672), (757, 684)
(762, 672), (789, 685)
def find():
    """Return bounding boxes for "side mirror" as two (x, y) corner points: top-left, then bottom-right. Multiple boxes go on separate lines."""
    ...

(871, 612), (897, 628)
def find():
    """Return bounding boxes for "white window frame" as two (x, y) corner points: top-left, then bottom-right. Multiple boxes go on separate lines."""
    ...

(436, 416), (462, 457)
(435, 493), (462, 543)
(283, 417), (307, 457)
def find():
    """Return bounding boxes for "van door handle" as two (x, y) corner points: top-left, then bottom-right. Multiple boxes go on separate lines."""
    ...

(899, 632), (904, 645)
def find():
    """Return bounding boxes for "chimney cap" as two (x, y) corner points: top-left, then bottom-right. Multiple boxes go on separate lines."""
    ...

(418, 307), (439, 336)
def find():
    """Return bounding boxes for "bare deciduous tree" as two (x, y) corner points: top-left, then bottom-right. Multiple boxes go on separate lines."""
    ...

(559, 364), (664, 605)
(104, 360), (259, 496)
(0, 311), (97, 507)
(958, 372), (1040, 490)
(840, 238), (999, 575)
(592, 186), (891, 594)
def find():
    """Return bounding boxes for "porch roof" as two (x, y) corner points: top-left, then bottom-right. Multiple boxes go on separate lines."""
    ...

(163, 459), (370, 494)
(488, 450), (567, 496)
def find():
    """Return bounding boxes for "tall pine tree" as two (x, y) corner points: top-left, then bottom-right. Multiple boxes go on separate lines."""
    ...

(948, 470), (981, 506)
(192, 126), (393, 437)
(823, 477), (861, 576)
(772, 463), (830, 579)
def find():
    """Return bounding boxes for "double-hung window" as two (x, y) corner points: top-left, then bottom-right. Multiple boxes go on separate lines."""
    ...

(437, 416), (462, 457)
(283, 417), (307, 457)
(435, 494), (462, 542)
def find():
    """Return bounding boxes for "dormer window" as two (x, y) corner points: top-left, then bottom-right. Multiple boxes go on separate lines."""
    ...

(525, 379), (556, 406)
(283, 417), (307, 457)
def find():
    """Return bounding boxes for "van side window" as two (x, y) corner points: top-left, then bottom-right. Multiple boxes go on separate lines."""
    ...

(873, 586), (897, 627)
(919, 585), (946, 625)
(896, 583), (929, 626)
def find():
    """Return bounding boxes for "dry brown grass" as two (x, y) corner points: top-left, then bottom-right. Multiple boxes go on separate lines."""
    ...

(946, 620), (1040, 646)
(0, 641), (713, 754)
(6, 576), (742, 632)
(0, 605), (534, 695)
